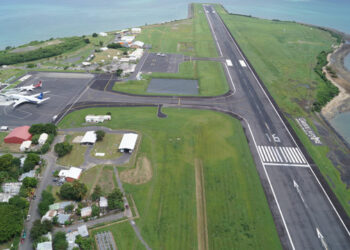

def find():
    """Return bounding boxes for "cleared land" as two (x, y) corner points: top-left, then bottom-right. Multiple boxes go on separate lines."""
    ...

(59, 107), (282, 250)
(80, 165), (117, 197)
(56, 133), (87, 167)
(91, 133), (123, 159)
(215, 5), (350, 215)
(136, 4), (217, 58)
(120, 156), (152, 185)
(113, 61), (228, 96)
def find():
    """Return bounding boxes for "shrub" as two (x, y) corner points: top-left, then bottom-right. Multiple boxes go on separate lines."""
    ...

(116, 69), (123, 77)
(29, 123), (57, 136)
(75, 235), (94, 250)
(38, 190), (55, 216)
(54, 142), (73, 157)
(22, 177), (38, 188)
(92, 33), (98, 37)
(60, 181), (87, 201)
(30, 220), (52, 241)
(107, 43), (122, 49)
(53, 232), (68, 250)
(31, 134), (40, 145)
(96, 130), (105, 141)
(107, 188), (123, 210)
(91, 185), (103, 201)
(92, 204), (100, 217)
(27, 63), (36, 68)
(23, 153), (40, 172)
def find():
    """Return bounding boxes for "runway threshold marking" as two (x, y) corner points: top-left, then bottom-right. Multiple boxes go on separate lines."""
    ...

(257, 146), (308, 166)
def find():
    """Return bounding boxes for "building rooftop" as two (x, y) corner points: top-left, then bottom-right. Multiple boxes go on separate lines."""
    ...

(99, 196), (108, 208)
(59, 167), (82, 181)
(80, 131), (97, 144)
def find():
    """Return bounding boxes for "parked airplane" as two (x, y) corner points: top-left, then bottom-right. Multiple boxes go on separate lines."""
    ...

(16, 81), (42, 91)
(0, 91), (50, 108)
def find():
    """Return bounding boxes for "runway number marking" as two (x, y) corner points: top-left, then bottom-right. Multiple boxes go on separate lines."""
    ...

(272, 133), (280, 143)
(257, 146), (308, 166)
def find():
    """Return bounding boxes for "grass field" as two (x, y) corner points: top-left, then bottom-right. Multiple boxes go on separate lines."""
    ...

(91, 222), (145, 250)
(113, 60), (228, 96)
(91, 133), (123, 159)
(136, 4), (217, 58)
(215, 5), (350, 215)
(56, 133), (86, 166)
(80, 165), (117, 197)
(0, 68), (25, 82)
(59, 107), (282, 250)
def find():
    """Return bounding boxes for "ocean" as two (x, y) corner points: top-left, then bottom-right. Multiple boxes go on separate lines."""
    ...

(0, 0), (350, 49)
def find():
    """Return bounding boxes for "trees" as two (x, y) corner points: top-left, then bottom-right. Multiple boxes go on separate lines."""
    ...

(91, 204), (100, 217)
(23, 153), (40, 172)
(9, 195), (29, 210)
(53, 232), (68, 250)
(92, 33), (98, 37)
(22, 177), (38, 188)
(107, 188), (124, 210)
(96, 130), (105, 141)
(60, 181), (87, 201)
(54, 142), (73, 157)
(30, 220), (52, 241)
(91, 185), (103, 201)
(31, 134), (40, 145)
(38, 190), (55, 216)
(75, 235), (94, 250)
(0, 37), (86, 66)
(116, 69), (123, 77)
(0, 204), (23, 243)
(0, 154), (20, 181)
(29, 123), (57, 136)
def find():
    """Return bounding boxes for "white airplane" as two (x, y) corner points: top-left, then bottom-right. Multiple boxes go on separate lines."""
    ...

(15, 81), (42, 92)
(0, 91), (50, 108)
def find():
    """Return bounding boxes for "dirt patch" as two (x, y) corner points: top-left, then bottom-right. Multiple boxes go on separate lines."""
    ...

(120, 156), (152, 185)
(72, 136), (83, 143)
(195, 159), (209, 250)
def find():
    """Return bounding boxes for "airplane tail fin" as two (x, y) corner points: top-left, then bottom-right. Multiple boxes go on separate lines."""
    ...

(34, 81), (42, 88)
(37, 92), (43, 100)
(37, 97), (50, 104)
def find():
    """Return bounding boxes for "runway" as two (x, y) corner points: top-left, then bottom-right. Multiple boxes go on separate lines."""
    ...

(3, 4), (349, 249)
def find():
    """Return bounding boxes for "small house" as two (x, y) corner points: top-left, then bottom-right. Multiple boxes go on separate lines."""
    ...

(38, 133), (48, 145)
(81, 206), (92, 218)
(20, 140), (32, 152)
(58, 167), (82, 182)
(131, 27), (142, 34)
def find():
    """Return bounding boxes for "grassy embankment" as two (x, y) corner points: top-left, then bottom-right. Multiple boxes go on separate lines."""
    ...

(56, 133), (87, 167)
(113, 3), (228, 96)
(59, 107), (282, 250)
(215, 5), (350, 214)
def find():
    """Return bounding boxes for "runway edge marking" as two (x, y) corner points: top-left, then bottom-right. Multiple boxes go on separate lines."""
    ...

(211, 4), (350, 236)
(203, 5), (296, 249)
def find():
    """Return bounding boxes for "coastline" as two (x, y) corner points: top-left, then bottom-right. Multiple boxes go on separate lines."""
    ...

(321, 42), (350, 120)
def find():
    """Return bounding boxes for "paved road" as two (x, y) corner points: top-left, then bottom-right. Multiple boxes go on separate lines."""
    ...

(20, 135), (64, 250)
(52, 4), (350, 249)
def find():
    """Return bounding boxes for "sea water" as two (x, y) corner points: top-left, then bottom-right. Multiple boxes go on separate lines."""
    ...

(330, 112), (350, 144)
(0, 0), (350, 49)
(344, 53), (350, 72)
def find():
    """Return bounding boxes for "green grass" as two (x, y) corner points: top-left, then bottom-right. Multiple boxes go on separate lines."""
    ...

(59, 107), (281, 250)
(80, 165), (102, 195)
(215, 5), (336, 116)
(215, 5), (350, 215)
(113, 60), (228, 96)
(91, 222), (145, 250)
(136, 4), (217, 58)
(0, 68), (26, 82)
(91, 134), (123, 159)
(0, 132), (22, 153)
(56, 133), (87, 166)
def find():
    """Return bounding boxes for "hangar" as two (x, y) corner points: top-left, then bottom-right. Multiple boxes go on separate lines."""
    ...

(118, 133), (138, 153)
(4, 126), (32, 144)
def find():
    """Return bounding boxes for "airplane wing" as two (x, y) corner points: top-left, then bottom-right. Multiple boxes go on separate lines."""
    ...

(12, 98), (26, 108)
(37, 97), (50, 104)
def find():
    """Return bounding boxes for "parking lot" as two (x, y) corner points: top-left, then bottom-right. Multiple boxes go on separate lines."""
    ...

(0, 72), (94, 126)
(141, 53), (184, 73)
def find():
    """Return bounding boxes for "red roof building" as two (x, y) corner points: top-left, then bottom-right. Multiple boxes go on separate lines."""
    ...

(4, 126), (32, 144)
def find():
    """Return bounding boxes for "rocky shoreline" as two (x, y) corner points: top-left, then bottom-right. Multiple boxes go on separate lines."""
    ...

(321, 42), (350, 120)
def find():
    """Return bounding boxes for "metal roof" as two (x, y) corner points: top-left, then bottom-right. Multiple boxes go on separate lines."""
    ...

(80, 131), (97, 144)
(119, 133), (138, 151)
